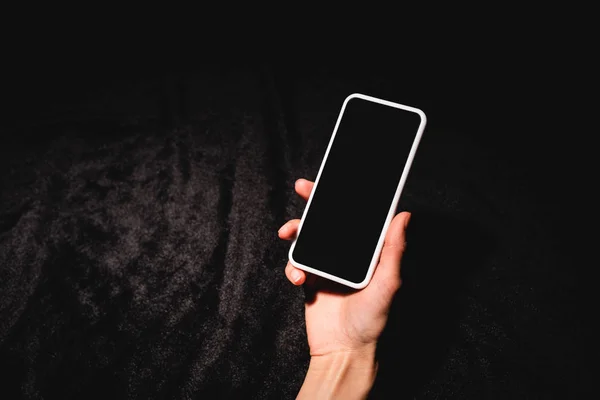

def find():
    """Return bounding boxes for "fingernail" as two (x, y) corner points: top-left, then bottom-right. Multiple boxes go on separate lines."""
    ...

(291, 269), (302, 283)
(404, 213), (412, 229)
(278, 223), (286, 233)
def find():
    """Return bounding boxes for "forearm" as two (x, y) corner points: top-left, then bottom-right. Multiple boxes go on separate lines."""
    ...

(297, 346), (378, 400)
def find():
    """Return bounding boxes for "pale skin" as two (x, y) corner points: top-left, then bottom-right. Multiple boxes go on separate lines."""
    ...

(278, 178), (411, 399)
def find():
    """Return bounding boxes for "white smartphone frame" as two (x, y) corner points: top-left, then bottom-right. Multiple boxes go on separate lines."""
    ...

(288, 93), (427, 289)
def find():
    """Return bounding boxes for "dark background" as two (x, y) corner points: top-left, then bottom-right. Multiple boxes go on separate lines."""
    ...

(0, 28), (590, 399)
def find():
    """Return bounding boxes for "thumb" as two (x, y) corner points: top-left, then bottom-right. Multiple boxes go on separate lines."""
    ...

(372, 212), (411, 288)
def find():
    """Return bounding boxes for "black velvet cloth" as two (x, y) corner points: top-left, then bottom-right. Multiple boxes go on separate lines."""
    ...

(0, 61), (586, 399)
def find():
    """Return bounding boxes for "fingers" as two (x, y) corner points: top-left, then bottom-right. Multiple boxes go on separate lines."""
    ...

(278, 219), (300, 240)
(285, 261), (307, 285)
(282, 178), (314, 287)
(372, 212), (411, 291)
(279, 179), (313, 239)
(295, 179), (314, 201)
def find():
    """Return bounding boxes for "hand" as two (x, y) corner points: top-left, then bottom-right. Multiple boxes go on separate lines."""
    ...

(278, 178), (411, 357)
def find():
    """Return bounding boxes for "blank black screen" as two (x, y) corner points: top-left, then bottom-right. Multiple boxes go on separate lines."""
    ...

(292, 97), (422, 284)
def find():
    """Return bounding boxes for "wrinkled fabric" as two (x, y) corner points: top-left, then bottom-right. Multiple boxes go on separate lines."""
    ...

(0, 65), (583, 399)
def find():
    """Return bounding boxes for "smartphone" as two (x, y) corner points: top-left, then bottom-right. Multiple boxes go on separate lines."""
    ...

(288, 93), (427, 289)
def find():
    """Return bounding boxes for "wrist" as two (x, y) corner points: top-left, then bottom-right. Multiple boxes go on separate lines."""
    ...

(309, 343), (377, 369)
(298, 345), (378, 400)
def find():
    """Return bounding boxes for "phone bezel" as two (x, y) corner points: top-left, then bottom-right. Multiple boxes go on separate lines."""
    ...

(288, 93), (427, 289)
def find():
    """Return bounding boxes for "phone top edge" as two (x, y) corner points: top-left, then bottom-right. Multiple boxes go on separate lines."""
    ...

(345, 93), (427, 122)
